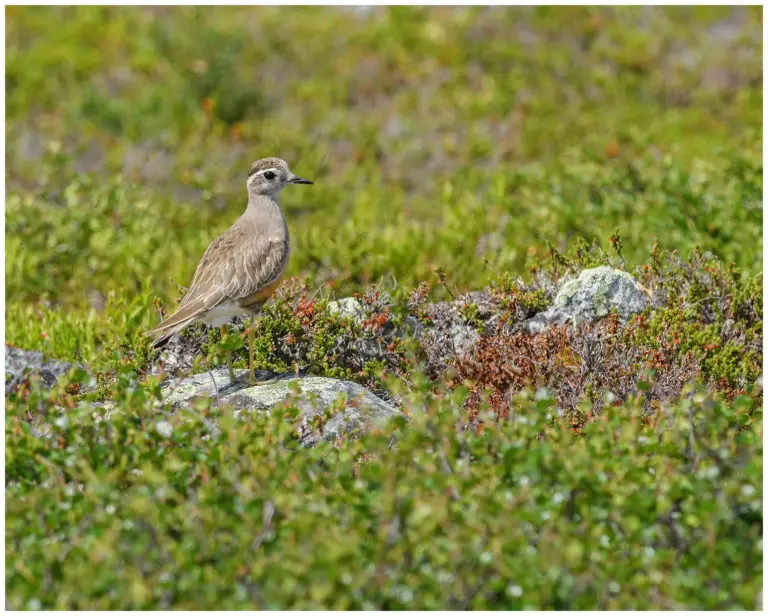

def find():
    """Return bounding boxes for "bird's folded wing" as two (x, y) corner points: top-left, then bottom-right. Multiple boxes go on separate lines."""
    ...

(148, 229), (286, 336)
(222, 234), (288, 302)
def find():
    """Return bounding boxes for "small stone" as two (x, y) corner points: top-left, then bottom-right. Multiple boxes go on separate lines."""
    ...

(327, 297), (364, 321)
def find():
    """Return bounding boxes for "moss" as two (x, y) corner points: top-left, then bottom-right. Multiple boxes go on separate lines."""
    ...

(459, 302), (481, 327)
(519, 289), (550, 314)
(492, 273), (552, 317)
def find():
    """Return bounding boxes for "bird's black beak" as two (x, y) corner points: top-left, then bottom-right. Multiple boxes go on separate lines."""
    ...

(291, 176), (314, 185)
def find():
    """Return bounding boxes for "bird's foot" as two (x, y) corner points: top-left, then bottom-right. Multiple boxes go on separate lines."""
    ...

(248, 370), (272, 386)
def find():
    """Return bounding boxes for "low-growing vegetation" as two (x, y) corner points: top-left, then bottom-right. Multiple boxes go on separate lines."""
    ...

(6, 372), (761, 609)
(5, 6), (762, 610)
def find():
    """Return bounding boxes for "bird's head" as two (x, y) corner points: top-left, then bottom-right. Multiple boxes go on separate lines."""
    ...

(246, 157), (313, 198)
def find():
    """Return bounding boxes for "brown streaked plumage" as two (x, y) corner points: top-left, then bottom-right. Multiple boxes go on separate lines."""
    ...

(148, 157), (313, 384)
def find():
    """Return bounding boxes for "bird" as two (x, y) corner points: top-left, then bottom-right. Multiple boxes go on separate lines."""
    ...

(148, 157), (313, 385)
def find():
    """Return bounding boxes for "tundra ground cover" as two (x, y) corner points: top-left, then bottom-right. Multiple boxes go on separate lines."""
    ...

(5, 6), (762, 609)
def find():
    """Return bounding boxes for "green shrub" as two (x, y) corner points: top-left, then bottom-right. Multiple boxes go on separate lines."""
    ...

(5, 374), (761, 609)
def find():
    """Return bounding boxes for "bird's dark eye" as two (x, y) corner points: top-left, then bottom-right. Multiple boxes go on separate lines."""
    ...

(264, 171), (276, 180)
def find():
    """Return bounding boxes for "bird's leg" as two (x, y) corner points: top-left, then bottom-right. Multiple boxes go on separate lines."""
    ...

(220, 324), (236, 383)
(248, 322), (257, 385)
(207, 367), (220, 404)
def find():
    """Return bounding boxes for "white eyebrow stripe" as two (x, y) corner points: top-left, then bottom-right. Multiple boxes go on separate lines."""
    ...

(248, 168), (279, 179)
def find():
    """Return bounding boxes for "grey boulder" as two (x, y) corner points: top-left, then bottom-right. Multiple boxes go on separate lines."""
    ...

(162, 369), (403, 447)
(5, 345), (77, 394)
(525, 266), (650, 333)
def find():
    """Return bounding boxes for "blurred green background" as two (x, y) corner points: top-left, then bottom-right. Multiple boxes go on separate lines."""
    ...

(5, 5), (762, 360)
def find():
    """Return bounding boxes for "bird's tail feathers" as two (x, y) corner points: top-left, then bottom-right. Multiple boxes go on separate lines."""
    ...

(147, 312), (202, 349)
(151, 330), (175, 350)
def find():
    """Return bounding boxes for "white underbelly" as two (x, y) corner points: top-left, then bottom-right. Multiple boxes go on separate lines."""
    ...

(201, 301), (249, 327)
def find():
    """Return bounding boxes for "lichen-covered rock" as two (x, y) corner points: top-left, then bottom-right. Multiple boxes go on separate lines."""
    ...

(525, 266), (650, 333)
(5, 345), (77, 394)
(324, 296), (422, 378)
(328, 295), (423, 333)
(162, 369), (403, 447)
(414, 291), (502, 376)
(327, 297), (365, 320)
